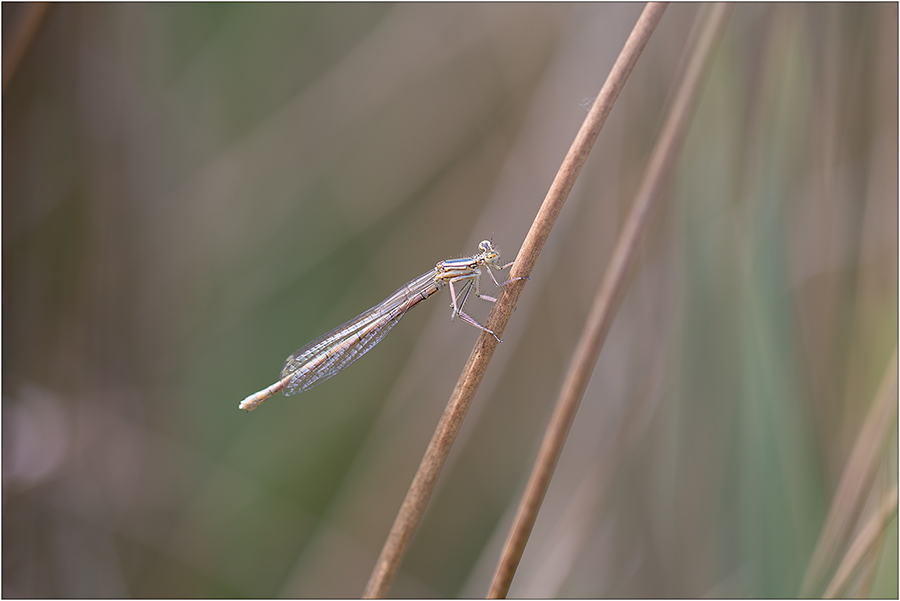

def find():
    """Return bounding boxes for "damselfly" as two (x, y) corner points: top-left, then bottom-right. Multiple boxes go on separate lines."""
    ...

(239, 240), (516, 411)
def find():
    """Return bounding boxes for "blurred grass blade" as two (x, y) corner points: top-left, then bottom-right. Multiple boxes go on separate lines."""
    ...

(800, 347), (899, 596)
(2, 2), (49, 92)
(486, 3), (735, 598)
(823, 484), (898, 598)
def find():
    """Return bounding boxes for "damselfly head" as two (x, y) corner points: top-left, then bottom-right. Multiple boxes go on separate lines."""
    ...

(478, 240), (499, 263)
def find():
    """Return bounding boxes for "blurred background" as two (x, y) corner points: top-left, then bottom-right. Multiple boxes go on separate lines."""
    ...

(3, 3), (896, 598)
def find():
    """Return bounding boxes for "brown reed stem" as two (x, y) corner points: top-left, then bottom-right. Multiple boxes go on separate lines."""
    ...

(487, 4), (734, 597)
(361, 3), (669, 597)
(800, 346), (899, 597)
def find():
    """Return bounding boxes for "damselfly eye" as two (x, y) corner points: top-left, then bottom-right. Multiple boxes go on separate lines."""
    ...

(479, 240), (492, 252)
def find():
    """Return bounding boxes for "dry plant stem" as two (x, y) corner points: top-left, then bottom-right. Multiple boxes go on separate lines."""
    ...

(2, 2), (50, 92)
(823, 483), (898, 598)
(361, 3), (668, 598)
(800, 347), (899, 597)
(487, 4), (735, 598)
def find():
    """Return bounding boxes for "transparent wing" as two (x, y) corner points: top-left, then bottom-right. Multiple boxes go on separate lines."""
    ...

(280, 269), (439, 396)
(280, 308), (403, 395)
